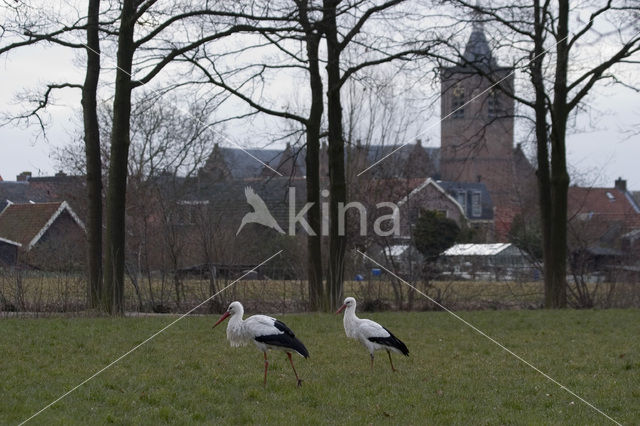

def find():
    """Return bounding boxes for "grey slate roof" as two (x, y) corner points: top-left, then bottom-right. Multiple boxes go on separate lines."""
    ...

(213, 143), (440, 180)
(170, 176), (308, 232)
(220, 148), (302, 179)
(361, 144), (440, 176)
(0, 182), (49, 212)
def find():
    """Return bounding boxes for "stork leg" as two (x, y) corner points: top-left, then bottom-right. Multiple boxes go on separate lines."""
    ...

(263, 351), (269, 387)
(387, 350), (397, 372)
(370, 353), (375, 370)
(287, 352), (303, 387)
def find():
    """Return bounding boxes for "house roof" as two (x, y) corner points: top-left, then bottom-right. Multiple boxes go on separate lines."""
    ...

(203, 142), (440, 180)
(175, 176), (307, 230)
(397, 177), (465, 216)
(216, 147), (305, 179)
(394, 178), (494, 222)
(443, 243), (512, 256)
(0, 236), (21, 247)
(584, 246), (625, 257)
(622, 228), (640, 242)
(383, 244), (410, 257)
(0, 201), (85, 250)
(0, 181), (50, 212)
(568, 186), (640, 227)
(355, 143), (440, 178)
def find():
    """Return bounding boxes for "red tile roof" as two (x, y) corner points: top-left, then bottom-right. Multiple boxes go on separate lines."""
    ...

(568, 186), (640, 228)
(0, 202), (83, 250)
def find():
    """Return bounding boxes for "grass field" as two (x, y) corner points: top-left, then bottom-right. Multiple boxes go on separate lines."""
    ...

(1, 309), (639, 425)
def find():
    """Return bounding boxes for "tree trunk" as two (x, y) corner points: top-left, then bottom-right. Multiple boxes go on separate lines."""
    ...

(543, 0), (570, 308)
(531, 0), (554, 308)
(304, 27), (325, 311)
(103, 0), (136, 315)
(324, 0), (347, 311)
(81, 0), (102, 309)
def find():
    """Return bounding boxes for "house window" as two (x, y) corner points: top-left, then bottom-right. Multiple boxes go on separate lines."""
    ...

(456, 191), (466, 212)
(452, 84), (465, 119)
(471, 191), (482, 217)
(488, 89), (500, 119)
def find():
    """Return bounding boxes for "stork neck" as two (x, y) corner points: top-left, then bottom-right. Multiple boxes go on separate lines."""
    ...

(228, 310), (244, 327)
(350, 304), (358, 314)
(344, 304), (358, 321)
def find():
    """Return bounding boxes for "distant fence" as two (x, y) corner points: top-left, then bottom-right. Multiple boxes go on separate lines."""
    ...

(1, 266), (639, 315)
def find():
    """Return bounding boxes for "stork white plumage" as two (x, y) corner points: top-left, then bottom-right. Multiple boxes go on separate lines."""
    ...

(213, 301), (309, 386)
(336, 297), (409, 372)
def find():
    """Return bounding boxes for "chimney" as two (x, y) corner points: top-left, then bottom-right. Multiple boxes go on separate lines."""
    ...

(17, 171), (32, 182)
(55, 171), (67, 177)
(615, 177), (627, 192)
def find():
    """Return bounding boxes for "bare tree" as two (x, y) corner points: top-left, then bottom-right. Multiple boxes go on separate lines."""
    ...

(0, 0), (113, 309)
(102, 1), (297, 314)
(55, 90), (220, 311)
(321, 0), (438, 309)
(184, 0), (326, 310)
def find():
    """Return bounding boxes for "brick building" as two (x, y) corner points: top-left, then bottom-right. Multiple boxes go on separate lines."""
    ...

(440, 19), (536, 238)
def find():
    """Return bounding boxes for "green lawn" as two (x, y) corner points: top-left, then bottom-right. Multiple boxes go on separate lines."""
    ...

(1, 309), (639, 425)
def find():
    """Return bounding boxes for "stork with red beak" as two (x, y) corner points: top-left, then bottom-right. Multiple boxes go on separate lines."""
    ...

(336, 297), (409, 371)
(213, 301), (309, 386)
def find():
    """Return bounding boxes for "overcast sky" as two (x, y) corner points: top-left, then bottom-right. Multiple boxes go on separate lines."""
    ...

(1, 36), (639, 190)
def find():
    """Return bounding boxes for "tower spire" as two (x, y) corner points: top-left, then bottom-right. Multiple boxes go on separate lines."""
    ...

(462, 0), (496, 68)
(472, 0), (483, 30)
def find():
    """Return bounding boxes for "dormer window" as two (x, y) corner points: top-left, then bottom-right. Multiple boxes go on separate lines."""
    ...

(605, 191), (615, 202)
(456, 190), (466, 211)
(471, 191), (482, 217)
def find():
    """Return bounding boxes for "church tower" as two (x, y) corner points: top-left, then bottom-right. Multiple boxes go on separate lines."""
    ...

(440, 18), (515, 209)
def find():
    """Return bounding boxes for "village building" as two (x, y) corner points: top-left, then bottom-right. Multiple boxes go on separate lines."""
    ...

(439, 243), (536, 281)
(0, 201), (86, 270)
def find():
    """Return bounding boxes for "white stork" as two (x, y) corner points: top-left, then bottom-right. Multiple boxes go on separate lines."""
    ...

(213, 301), (309, 386)
(336, 297), (409, 372)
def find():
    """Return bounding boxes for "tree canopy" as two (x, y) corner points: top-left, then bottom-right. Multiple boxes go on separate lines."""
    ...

(412, 209), (460, 262)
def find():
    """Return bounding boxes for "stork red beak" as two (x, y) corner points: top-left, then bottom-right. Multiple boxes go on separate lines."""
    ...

(213, 311), (231, 328)
(336, 304), (347, 314)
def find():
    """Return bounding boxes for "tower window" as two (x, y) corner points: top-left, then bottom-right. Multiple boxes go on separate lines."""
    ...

(452, 84), (465, 119)
(488, 89), (500, 119)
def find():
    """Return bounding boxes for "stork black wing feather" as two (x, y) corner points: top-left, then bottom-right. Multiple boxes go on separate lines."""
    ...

(254, 319), (309, 358)
(367, 327), (409, 356)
